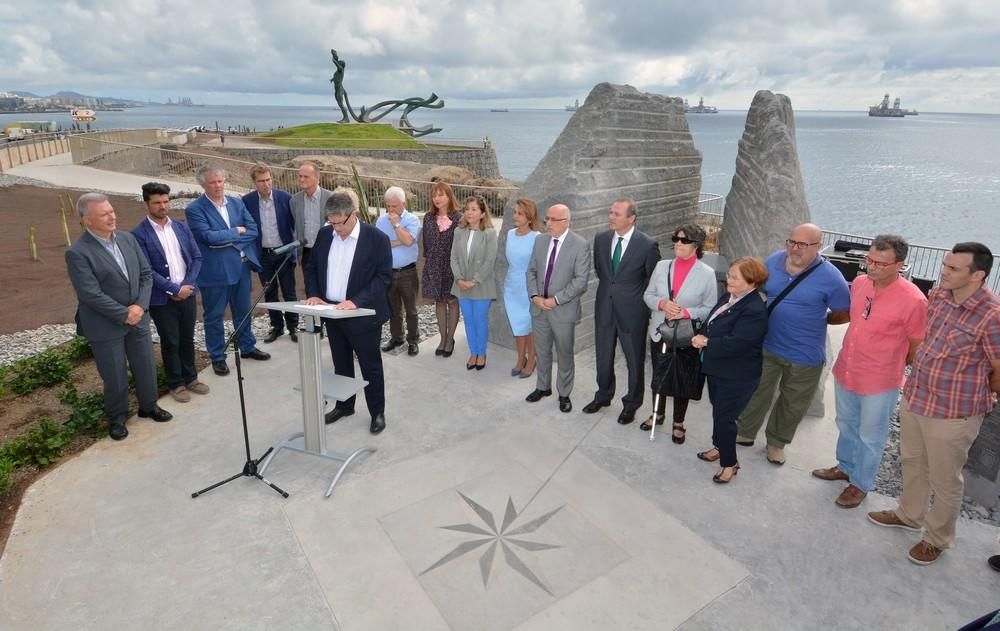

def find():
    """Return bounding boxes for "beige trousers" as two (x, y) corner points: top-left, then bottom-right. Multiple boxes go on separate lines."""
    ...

(894, 399), (984, 549)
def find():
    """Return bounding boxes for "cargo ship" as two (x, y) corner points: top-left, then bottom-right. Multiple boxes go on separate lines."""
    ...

(684, 97), (718, 114)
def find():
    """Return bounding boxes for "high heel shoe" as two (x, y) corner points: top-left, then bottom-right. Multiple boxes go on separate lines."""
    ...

(639, 413), (665, 432)
(511, 362), (525, 377)
(518, 362), (535, 379)
(712, 464), (740, 484)
(475, 356), (486, 371)
(442, 340), (454, 358)
(697, 448), (721, 462)
(467, 356), (476, 370)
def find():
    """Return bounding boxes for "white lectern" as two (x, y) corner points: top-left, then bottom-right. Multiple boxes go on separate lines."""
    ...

(257, 301), (377, 497)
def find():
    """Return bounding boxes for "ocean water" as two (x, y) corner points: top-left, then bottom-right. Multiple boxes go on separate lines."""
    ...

(7, 105), (998, 250)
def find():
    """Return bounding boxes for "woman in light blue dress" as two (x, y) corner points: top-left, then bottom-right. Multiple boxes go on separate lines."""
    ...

(503, 198), (542, 378)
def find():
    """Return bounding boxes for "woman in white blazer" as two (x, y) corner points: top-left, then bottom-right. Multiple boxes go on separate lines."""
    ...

(642, 224), (718, 443)
(450, 196), (498, 371)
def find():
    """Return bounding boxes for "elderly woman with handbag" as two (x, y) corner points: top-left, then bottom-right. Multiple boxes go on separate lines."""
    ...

(641, 224), (718, 443)
(691, 256), (769, 483)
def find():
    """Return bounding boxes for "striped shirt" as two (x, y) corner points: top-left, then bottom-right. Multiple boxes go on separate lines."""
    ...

(904, 286), (1000, 418)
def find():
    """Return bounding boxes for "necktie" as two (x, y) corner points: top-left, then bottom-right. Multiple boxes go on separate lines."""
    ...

(611, 236), (623, 273)
(543, 238), (559, 298)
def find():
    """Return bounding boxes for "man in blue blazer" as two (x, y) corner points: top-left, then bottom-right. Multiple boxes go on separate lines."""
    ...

(243, 164), (299, 343)
(185, 165), (270, 376)
(304, 189), (392, 434)
(133, 182), (209, 403)
(67, 192), (172, 440)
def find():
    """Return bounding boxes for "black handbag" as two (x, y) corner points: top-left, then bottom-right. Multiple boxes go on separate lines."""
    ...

(651, 344), (704, 400)
(657, 261), (700, 350)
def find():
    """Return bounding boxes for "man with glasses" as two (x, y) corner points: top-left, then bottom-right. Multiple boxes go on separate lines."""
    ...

(812, 235), (927, 508)
(525, 204), (592, 413)
(377, 186), (422, 356)
(735, 223), (851, 464)
(304, 188), (393, 434)
(868, 242), (1000, 565)
(243, 164), (298, 344)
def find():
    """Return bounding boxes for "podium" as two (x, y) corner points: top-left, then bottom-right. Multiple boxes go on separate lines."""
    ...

(258, 301), (377, 497)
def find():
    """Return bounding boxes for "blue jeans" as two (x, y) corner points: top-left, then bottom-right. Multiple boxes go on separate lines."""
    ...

(834, 380), (900, 492)
(201, 263), (257, 361)
(458, 298), (491, 355)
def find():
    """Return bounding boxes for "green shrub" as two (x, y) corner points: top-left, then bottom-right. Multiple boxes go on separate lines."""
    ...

(4, 348), (73, 395)
(64, 336), (92, 361)
(0, 456), (14, 494)
(60, 385), (106, 437)
(0, 418), (72, 467)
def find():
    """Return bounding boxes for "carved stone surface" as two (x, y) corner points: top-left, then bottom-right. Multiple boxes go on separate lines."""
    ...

(490, 82), (703, 351)
(718, 90), (810, 260)
(965, 403), (1000, 507)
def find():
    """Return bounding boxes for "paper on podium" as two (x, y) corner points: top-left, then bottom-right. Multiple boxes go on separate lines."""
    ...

(259, 301), (376, 319)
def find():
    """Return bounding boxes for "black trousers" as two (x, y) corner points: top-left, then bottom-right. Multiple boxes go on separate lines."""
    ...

(707, 374), (760, 467)
(259, 249), (299, 331)
(388, 265), (420, 343)
(325, 318), (385, 417)
(149, 296), (197, 389)
(594, 319), (646, 411)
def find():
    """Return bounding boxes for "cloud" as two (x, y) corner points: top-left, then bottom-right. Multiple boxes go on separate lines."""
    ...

(2, 0), (999, 112)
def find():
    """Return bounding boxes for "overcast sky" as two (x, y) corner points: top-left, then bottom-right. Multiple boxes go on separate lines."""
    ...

(3, 0), (999, 113)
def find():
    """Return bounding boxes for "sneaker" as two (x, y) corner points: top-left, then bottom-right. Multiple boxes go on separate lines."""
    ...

(186, 381), (210, 395)
(766, 444), (785, 465)
(867, 510), (921, 531)
(170, 386), (191, 403)
(907, 540), (943, 565)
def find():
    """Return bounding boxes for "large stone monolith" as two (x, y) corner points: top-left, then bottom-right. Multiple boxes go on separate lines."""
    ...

(489, 83), (703, 351)
(718, 90), (810, 260)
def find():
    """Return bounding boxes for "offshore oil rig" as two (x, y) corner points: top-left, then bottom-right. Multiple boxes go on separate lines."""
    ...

(868, 94), (919, 117)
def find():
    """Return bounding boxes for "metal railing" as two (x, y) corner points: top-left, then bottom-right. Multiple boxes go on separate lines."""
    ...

(69, 134), (519, 218)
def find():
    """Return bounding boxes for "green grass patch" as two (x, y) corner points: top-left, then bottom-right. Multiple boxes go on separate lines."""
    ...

(256, 123), (424, 149)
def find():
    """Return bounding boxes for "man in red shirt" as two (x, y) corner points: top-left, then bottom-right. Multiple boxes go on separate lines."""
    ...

(868, 242), (1000, 565)
(812, 235), (927, 508)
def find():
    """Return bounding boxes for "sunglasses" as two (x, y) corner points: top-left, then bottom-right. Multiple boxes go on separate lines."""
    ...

(671, 235), (697, 245)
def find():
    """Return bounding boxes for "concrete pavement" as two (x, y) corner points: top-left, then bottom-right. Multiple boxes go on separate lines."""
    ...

(6, 153), (203, 196)
(1, 323), (998, 630)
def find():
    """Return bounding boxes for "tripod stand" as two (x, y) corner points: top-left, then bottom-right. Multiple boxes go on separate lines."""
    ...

(192, 252), (295, 499)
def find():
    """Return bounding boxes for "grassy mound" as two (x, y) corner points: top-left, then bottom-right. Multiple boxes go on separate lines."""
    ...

(256, 123), (423, 149)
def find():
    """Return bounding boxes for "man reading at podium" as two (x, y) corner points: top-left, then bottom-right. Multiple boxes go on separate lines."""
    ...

(304, 189), (393, 434)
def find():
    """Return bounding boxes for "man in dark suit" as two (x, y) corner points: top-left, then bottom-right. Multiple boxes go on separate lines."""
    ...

(66, 193), (172, 440)
(242, 163), (299, 343)
(304, 189), (393, 434)
(525, 203), (592, 413)
(132, 182), (209, 404)
(583, 198), (660, 424)
(185, 165), (270, 376)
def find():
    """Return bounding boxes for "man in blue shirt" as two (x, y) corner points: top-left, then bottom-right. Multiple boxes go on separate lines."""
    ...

(736, 223), (851, 465)
(376, 186), (422, 356)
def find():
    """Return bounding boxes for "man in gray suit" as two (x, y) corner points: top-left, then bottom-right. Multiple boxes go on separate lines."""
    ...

(290, 161), (333, 277)
(525, 203), (592, 413)
(584, 198), (660, 424)
(66, 193), (173, 441)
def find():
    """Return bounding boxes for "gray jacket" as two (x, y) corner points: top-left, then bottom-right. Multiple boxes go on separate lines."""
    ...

(526, 230), (592, 323)
(643, 257), (718, 342)
(450, 227), (498, 300)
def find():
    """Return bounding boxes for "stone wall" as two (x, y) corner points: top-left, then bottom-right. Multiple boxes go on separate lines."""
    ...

(718, 90), (810, 260)
(965, 404), (1000, 508)
(219, 145), (501, 179)
(489, 83), (703, 351)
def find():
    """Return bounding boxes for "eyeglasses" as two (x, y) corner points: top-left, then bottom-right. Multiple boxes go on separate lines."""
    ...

(329, 217), (351, 227)
(862, 296), (873, 320)
(544, 217), (568, 223)
(863, 255), (898, 269)
(785, 239), (820, 249)
(671, 236), (697, 245)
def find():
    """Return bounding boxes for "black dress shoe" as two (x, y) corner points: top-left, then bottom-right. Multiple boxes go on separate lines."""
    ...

(617, 409), (636, 425)
(370, 412), (386, 434)
(289, 329), (298, 343)
(582, 399), (611, 414)
(382, 339), (404, 353)
(325, 407), (355, 425)
(559, 396), (572, 413)
(263, 328), (283, 344)
(408, 343), (419, 356)
(138, 405), (173, 422)
(525, 389), (552, 402)
(108, 421), (128, 441)
(212, 360), (229, 376)
(241, 348), (271, 361)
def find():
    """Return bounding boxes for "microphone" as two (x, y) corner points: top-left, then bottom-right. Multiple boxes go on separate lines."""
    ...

(273, 240), (301, 256)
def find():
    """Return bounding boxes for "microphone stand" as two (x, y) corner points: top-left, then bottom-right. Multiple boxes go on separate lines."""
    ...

(192, 248), (298, 499)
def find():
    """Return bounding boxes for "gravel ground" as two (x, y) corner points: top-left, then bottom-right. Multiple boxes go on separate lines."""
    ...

(0, 173), (62, 189)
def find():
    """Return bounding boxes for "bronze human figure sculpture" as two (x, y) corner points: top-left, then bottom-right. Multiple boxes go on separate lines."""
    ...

(329, 49), (350, 124)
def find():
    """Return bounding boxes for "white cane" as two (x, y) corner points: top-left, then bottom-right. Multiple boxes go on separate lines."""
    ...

(650, 340), (668, 441)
